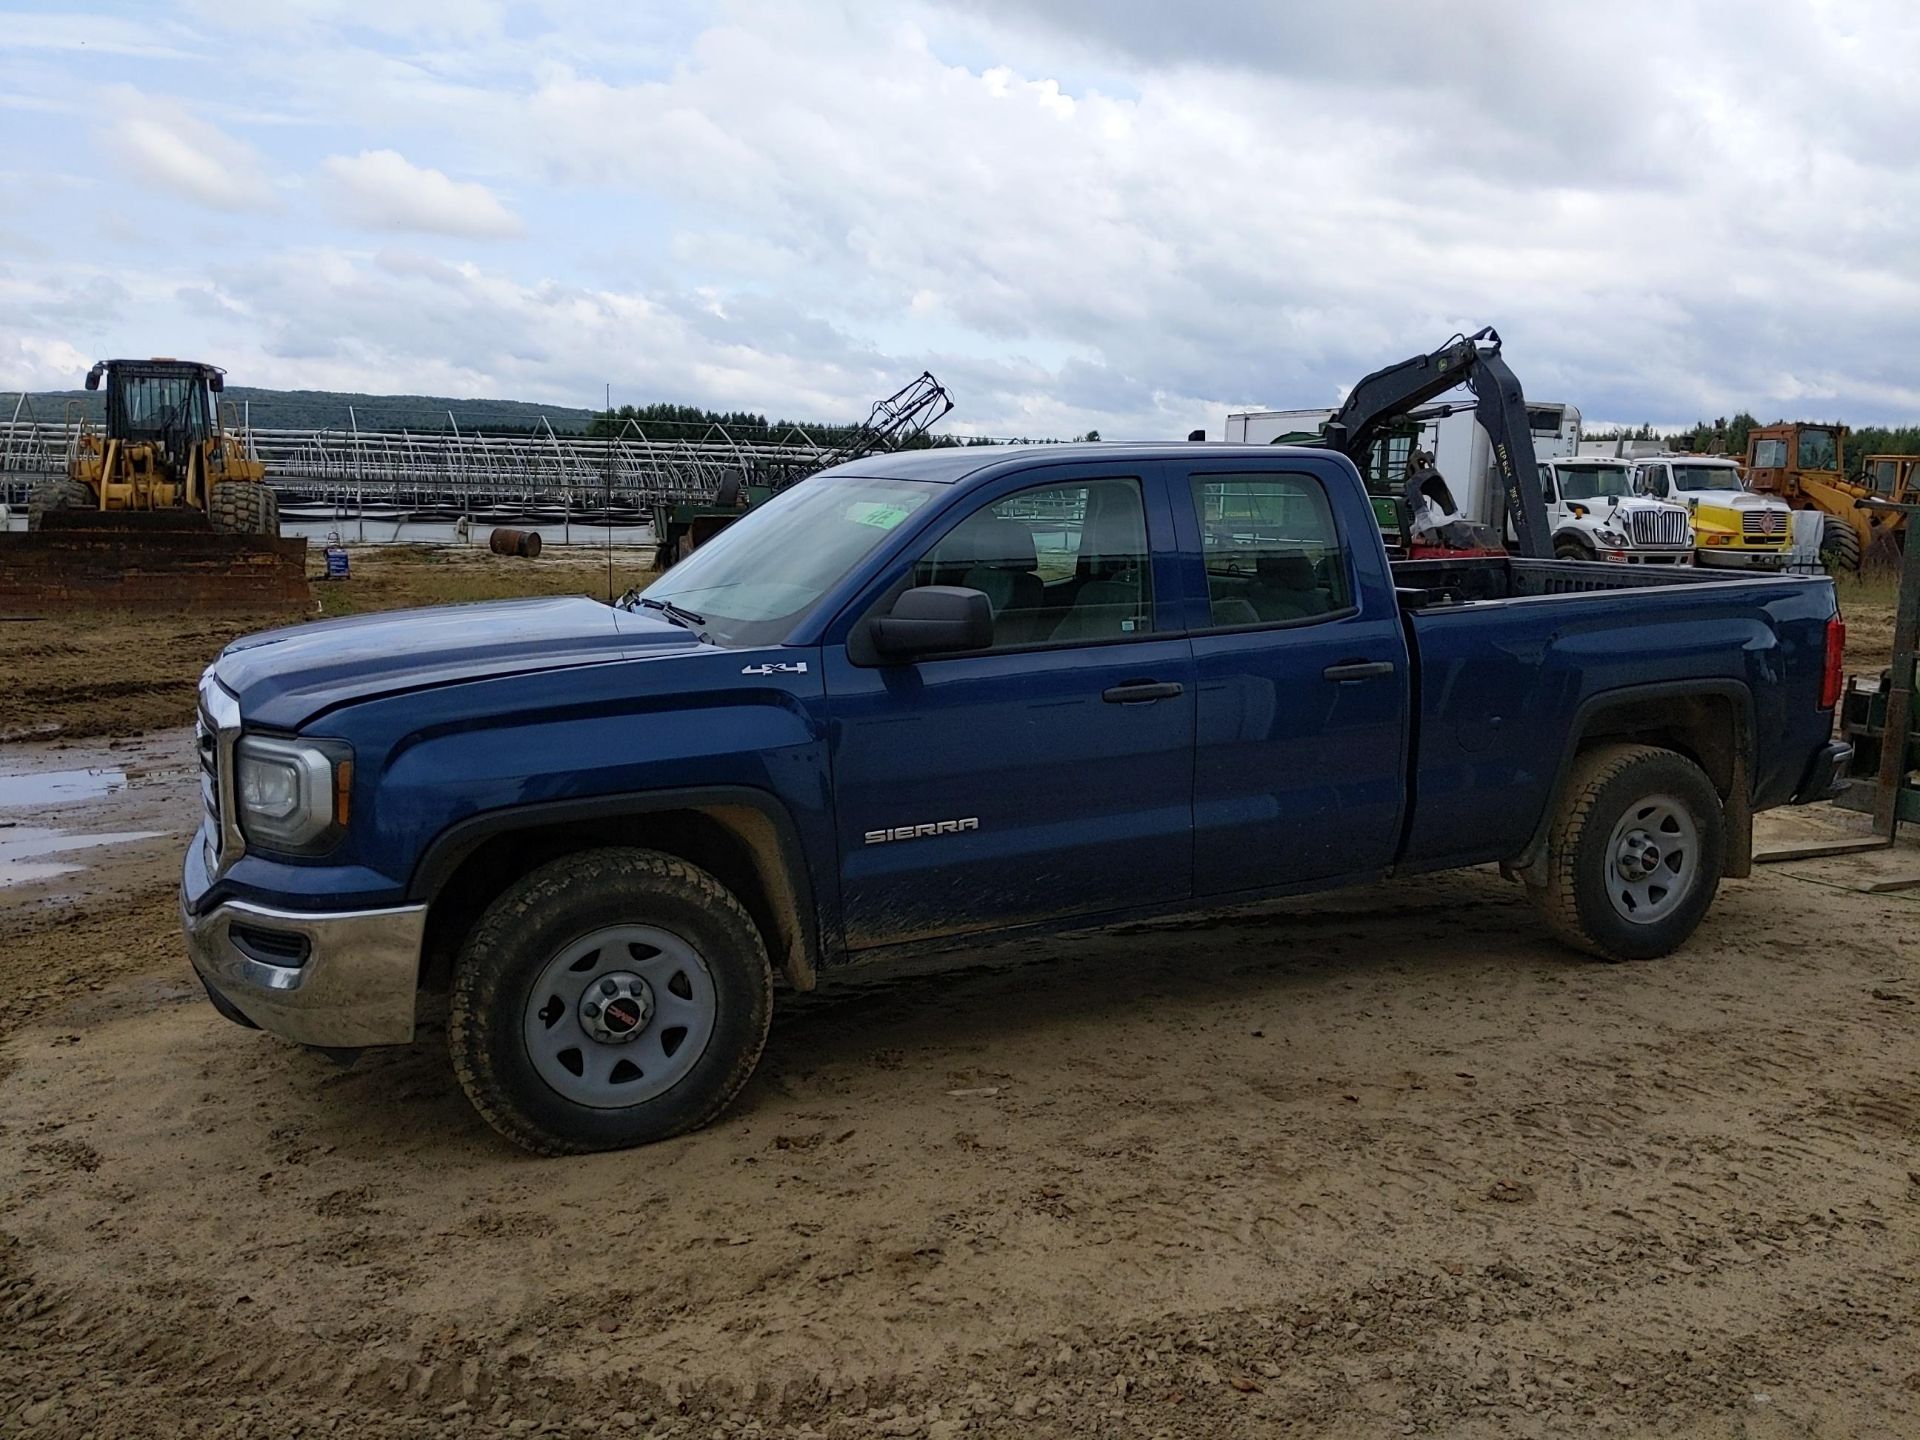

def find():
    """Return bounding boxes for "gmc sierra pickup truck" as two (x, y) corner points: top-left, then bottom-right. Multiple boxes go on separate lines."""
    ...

(184, 442), (1851, 1153)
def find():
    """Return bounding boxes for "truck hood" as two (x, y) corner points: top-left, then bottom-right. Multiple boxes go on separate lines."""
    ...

(1589, 496), (1684, 514)
(1684, 489), (1786, 508)
(214, 596), (702, 730)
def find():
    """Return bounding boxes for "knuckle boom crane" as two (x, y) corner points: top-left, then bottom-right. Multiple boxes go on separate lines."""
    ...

(1316, 326), (1552, 560)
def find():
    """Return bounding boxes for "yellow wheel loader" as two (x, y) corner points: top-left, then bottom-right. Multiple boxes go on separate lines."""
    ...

(31, 358), (279, 534)
(1743, 422), (1908, 571)
(4, 359), (307, 613)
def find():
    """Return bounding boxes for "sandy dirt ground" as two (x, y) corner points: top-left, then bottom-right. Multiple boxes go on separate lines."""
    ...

(1, 550), (1915, 1439)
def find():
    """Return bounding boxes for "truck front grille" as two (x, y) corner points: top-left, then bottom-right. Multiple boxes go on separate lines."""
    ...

(196, 700), (222, 864)
(195, 670), (242, 873)
(1742, 509), (1788, 540)
(1627, 508), (1689, 548)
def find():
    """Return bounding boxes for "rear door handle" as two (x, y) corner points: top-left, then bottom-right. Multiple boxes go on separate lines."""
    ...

(1322, 660), (1397, 683)
(1102, 680), (1185, 704)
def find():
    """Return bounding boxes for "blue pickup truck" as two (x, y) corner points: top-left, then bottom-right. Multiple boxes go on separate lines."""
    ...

(184, 443), (1850, 1152)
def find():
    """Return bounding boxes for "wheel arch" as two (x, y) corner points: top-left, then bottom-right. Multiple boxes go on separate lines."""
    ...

(1509, 680), (1756, 886)
(1552, 526), (1597, 556)
(411, 787), (821, 995)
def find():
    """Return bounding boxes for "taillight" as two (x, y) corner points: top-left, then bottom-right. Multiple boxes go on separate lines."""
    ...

(1821, 614), (1845, 710)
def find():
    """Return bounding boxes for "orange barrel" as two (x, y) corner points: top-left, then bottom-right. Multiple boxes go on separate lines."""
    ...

(489, 527), (543, 558)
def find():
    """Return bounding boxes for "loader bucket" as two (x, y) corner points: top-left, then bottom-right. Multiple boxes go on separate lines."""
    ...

(0, 510), (309, 615)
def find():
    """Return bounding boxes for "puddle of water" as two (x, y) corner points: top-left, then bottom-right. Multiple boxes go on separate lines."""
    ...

(0, 768), (128, 808)
(0, 826), (167, 887)
(2, 862), (81, 885)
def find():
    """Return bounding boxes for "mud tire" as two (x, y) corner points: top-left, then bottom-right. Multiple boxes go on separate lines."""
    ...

(26, 476), (95, 531)
(208, 482), (279, 537)
(1531, 743), (1724, 962)
(448, 848), (773, 1155)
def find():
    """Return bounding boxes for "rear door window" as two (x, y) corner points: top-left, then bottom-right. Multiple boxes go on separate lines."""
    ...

(1187, 474), (1351, 628)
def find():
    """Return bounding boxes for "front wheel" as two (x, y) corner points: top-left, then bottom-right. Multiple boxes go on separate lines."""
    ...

(1819, 514), (1861, 573)
(1530, 743), (1724, 961)
(27, 476), (95, 530)
(448, 848), (773, 1154)
(1554, 537), (1595, 562)
(208, 481), (280, 536)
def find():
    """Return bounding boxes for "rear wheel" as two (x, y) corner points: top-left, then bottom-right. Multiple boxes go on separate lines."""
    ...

(208, 481), (280, 536)
(448, 848), (773, 1154)
(1819, 514), (1861, 573)
(1531, 743), (1724, 961)
(26, 476), (95, 531)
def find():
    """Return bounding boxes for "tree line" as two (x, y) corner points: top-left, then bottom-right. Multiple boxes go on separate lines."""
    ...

(1588, 413), (1920, 473)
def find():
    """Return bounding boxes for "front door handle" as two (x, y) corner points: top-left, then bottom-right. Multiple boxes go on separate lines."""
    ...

(1323, 660), (1396, 683)
(1102, 680), (1185, 704)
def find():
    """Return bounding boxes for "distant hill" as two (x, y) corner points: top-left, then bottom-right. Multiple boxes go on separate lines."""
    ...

(7, 386), (601, 435)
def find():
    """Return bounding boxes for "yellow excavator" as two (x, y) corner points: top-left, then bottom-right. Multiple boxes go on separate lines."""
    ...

(29, 358), (279, 534)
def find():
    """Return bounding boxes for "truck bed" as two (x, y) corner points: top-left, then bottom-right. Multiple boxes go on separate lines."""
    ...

(1388, 553), (1836, 875)
(1391, 555), (1816, 609)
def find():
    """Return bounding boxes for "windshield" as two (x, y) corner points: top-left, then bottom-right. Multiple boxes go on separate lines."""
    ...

(639, 476), (938, 647)
(110, 371), (210, 441)
(1670, 464), (1748, 493)
(1554, 465), (1632, 502)
(1797, 429), (1837, 469)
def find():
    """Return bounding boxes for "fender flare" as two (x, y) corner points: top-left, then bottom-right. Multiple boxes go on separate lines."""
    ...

(407, 785), (824, 988)
(1509, 679), (1757, 883)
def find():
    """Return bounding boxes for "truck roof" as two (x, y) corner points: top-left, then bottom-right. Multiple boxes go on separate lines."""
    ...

(826, 441), (1333, 485)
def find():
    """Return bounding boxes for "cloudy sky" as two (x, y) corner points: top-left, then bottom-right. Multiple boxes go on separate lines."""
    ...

(3, 0), (1917, 437)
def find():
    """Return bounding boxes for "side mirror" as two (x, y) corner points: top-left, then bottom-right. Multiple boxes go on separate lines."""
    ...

(869, 586), (992, 660)
(208, 372), (224, 393)
(84, 363), (104, 392)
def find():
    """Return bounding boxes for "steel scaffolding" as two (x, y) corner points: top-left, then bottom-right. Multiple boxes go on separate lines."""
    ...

(0, 407), (871, 514)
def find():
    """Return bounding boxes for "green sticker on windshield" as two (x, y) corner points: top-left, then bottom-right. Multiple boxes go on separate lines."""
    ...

(847, 501), (912, 529)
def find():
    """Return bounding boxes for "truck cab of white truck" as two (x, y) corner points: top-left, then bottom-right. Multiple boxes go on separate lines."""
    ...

(1537, 457), (1694, 564)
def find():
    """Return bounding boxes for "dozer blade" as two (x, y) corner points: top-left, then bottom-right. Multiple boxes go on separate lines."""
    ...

(0, 511), (309, 615)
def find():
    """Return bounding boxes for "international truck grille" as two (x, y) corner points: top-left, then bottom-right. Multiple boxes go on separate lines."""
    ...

(1742, 509), (1787, 539)
(1626, 508), (1688, 548)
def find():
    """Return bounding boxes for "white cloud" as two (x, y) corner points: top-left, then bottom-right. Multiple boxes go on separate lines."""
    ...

(11, 3), (1920, 436)
(2, 334), (92, 393)
(95, 86), (279, 213)
(322, 150), (523, 239)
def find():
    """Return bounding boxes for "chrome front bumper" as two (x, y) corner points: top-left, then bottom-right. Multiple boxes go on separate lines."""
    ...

(182, 893), (427, 1048)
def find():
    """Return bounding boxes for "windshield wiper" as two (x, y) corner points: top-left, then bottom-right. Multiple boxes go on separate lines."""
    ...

(636, 595), (707, 629)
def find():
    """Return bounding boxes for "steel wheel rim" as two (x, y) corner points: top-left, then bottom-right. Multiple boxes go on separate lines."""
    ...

(1604, 794), (1699, 925)
(522, 924), (717, 1109)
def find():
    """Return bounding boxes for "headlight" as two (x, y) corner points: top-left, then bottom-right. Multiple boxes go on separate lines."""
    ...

(235, 735), (351, 852)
